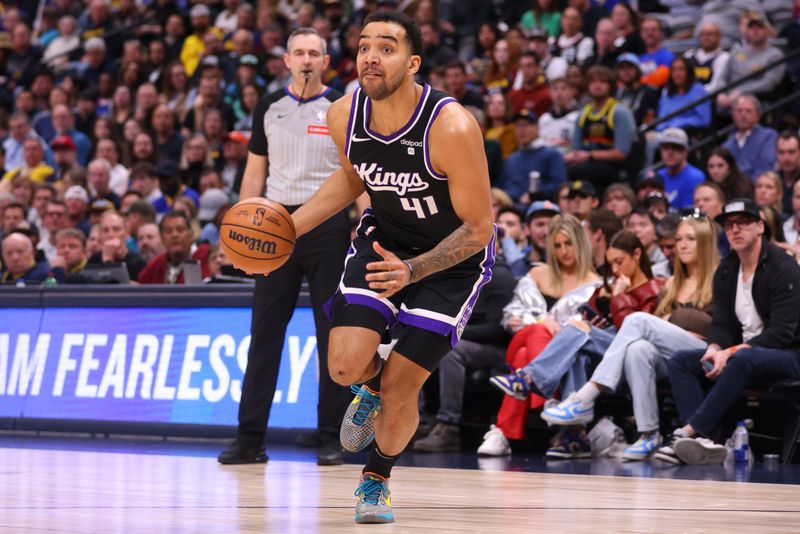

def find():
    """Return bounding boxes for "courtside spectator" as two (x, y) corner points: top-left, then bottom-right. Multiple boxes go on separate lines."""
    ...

(88, 211), (146, 282)
(721, 95), (778, 180)
(660, 199), (800, 465)
(139, 210), (210, 284)
(137, 222), (164, 263)
(51, 228), (89, 282)
(1, 232), (50, 285)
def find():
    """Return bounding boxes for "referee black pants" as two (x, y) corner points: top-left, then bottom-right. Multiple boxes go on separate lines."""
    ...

(237, 209), (351, 444)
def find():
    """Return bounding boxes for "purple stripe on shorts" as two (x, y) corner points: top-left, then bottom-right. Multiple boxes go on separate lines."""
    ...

(449, 229), (497, 346)
(397, 310), (453, 339)
(343, 293), (397, 328)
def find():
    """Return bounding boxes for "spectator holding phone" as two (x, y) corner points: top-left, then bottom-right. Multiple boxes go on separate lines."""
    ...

(524, 213), (718, 461)
(654, 199), (800, 465)
(478, 214), (600, 456)
(490, 230), (663, 458)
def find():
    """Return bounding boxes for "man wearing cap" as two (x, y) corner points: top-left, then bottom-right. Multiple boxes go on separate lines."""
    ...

(655, 127), (705, 209)
(509, 201), (561, 277)
(500, 109), (566, 204)
(718, 12), (785, 109)
(51, 136), (78, 179)
(265, 46), (291, 93)
(566, 66), (636, 189)
(537, 78), (579, 155)
(721, 95), (778, 180)
(218, 28), (352, 467)
(684, 22), (730, 94)
(224, 53), (267, 106)
(657, 198), (800, 464)
(525, 29), (568, 83)
(508, 52), (552, 117)
(614, 53), (659, 126)
(568, 180), (600, 221)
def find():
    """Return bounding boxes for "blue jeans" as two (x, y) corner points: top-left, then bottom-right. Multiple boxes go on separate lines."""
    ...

(668, 346), (800, 436)
(591, 312), (707, 432)
(520, 324), (616, 398)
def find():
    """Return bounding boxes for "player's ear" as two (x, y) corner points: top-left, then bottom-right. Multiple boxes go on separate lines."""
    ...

(407, 54), (421, 76)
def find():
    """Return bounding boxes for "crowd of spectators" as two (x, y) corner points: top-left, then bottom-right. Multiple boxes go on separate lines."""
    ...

(0, 0), (799, 462)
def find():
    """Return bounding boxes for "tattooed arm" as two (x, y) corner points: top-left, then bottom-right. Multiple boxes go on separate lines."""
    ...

(407, 103), (494, 281)
(364, 102), (494, 298)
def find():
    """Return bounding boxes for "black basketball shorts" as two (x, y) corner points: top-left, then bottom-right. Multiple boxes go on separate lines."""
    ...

(330, 208), (496, 371)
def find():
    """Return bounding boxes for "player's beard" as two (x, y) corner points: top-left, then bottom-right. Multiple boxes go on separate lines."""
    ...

(358, 69), (404, 101)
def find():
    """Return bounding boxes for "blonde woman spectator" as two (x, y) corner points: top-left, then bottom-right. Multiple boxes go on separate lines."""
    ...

(754, 171), (783, 215)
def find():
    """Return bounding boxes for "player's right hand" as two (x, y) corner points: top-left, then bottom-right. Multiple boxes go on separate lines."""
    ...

(365, 242), (411, 299)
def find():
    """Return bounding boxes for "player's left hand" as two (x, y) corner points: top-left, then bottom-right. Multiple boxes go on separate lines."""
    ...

(366, 241), (411, 299)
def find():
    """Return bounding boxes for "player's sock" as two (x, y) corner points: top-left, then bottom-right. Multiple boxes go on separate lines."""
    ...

(363, 444), (400, 479)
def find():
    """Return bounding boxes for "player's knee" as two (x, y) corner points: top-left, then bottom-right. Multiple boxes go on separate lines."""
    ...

(328, 347), (373, 386)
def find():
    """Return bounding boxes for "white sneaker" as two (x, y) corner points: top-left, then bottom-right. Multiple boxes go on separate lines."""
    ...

(477, 424), (511, 456)
(673, 436), (726, 465)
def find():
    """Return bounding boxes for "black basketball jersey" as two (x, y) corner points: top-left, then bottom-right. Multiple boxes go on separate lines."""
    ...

(345, 84), (463, 251)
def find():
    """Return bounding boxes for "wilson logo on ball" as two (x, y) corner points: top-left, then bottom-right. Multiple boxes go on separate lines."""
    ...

(227, 229), (277, 254)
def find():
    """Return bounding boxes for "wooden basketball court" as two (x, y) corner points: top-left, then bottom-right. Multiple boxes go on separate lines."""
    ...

(1, 445), (799, 532)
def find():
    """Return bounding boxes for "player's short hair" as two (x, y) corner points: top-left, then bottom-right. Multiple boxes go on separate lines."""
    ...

(363, 10), (423, 56)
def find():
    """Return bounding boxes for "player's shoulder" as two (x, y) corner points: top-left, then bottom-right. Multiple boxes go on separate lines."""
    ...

(327, 90), (357, 123)
(428, 94), (480, 139)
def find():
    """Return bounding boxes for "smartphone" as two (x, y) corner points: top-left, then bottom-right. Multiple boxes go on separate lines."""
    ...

(578, 303), (599, 321)
(702, 359), (714, 372)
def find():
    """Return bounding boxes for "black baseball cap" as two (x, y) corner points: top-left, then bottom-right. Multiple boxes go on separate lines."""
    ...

(513, 109), (538, 123)
(714, 198), (763, 224)
(567, 180), (597, 198)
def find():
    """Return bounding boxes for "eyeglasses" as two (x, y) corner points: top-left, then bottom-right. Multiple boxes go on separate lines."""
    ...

(679, 208), (707, 221)
(723, 218), (758, 231)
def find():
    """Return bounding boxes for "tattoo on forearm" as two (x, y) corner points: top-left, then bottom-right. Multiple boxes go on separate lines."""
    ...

(408, 225), (487, 282)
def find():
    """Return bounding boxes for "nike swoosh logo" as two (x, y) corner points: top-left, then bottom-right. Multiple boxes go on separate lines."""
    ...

(277, 113), (290, 119)
(351, 135), (373, 143)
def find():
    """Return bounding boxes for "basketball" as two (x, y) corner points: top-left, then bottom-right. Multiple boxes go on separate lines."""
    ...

(219, 198), (296, 274)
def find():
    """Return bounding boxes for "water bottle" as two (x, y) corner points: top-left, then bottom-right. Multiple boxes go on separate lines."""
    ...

(528, 171), (541, 194)
(733, 420), (749, 463)
(42, 273), (58, 287)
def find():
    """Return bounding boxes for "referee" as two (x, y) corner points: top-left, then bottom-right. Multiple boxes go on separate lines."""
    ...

(218, 28), (352, 466)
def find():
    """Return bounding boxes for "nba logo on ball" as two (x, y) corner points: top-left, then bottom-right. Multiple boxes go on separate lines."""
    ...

(253, 207), (266, 226)
(220, 198), (296, 275)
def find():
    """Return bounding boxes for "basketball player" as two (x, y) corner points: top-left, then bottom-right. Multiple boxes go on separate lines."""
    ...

(291, 12), (495, 523)
(217, 28), (352, 467)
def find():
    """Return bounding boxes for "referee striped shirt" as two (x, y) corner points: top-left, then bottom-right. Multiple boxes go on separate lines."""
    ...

(248, 86), (342, 206)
